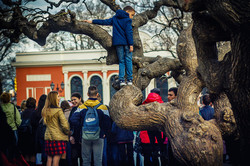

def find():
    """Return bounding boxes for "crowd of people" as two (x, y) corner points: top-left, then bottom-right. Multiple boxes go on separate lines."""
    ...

(0, 83), (220, 166)
(0, 84), (216, 166)
(0, 4), (222, 166)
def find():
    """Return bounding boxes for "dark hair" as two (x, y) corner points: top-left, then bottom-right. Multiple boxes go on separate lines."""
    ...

(168, 87), (178, 96)
(0, 92), (11, 103)
(202, 94), (211, 106)
(20, 100), (27, 110)
(88, 86), (98, 97)
(71, 92), (82, 99)
(150, 88), (161, 95)
(61, 100), (71, 111)
(36, 94), (47, 118)
(123, 6), (135, 12)
(26, 97), (36, 109)
(71, 92), (83, 103)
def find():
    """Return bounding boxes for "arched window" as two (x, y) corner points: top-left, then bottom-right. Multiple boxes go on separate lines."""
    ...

(90, 75), (103, 102)
(155, 77), (168, 102)
(71, 76), (83, 97)
(110, 75), (118, 100)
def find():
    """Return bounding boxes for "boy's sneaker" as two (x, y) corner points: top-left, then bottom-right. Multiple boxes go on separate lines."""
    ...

(120, 80), (126, 87)
(127, 80), (133, 85)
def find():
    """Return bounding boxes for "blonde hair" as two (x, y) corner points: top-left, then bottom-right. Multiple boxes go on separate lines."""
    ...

(42, 91), (59, 123)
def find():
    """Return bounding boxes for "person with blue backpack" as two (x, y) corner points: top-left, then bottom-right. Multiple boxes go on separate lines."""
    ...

(70, 86), (111, 166)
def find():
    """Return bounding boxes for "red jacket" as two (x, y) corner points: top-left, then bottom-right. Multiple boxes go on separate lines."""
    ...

(142, 93), (164, 105)
(140, 93), (164, 144)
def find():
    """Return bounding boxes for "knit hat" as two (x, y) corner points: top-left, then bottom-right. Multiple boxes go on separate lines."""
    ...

(150, 88), (161, 95)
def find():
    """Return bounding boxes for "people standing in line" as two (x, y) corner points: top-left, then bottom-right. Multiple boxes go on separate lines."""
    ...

(70, 86), (111, 166)
(20, 100), (27, 113)
(60, 100), (73, 166)
(18, 97), (37, 166)
(84, 6), (135, 86)
(167, 87), (178, 102)
(111, 122), (134, 166)
(68, 92), (83, 166)
(0, 92), (22, 145)
(140, 88), (164, 166)
(0, 100), (17, 162)
(61, 100), (72, 121)
(167, 87), (183, 166)
(34, 94), (47, 166)
(96, 93), (109, 166)
(199, 94), (215, 120)
(42, 91), (71, 166)
(34, 95), (47, 124)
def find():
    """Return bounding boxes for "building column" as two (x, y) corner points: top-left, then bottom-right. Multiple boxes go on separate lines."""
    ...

(63, 71), (69, 100)
(102, 70), (108, 105)
(82, 70), (88, 102)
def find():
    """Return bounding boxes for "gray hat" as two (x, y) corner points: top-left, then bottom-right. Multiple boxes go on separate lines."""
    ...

(150, 88), (160, 95)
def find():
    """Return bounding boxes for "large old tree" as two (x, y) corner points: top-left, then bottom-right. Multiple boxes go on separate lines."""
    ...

(1, 0), (249, 165)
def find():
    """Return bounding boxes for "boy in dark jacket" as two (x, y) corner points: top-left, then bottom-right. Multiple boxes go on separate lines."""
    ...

(70, 86), (111, 166)
(111, 122), (134, 166)
(84, 6), (135, 86)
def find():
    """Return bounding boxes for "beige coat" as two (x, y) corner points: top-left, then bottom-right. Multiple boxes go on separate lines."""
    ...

(44, 108), (70, 141)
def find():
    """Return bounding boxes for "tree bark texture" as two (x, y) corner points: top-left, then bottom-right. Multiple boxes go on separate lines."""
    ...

(110, 85), (223, 166)
(110, 22), (235, 165)
(190, 1), (250, 164)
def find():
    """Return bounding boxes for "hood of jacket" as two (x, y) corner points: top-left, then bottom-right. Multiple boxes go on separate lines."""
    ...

(44, 108), (61, 118)
(115, 9), (129, 19)
(1, 103), (13, 111)
(82, 98), (100, 108)
(142, 93), (164, 104)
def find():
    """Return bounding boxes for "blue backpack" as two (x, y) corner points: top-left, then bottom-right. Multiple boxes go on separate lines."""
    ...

(82, 103), (102, 140)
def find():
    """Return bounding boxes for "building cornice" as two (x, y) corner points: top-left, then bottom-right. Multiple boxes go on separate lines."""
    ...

(12, 59), (106, 67)
(16, 49), (106, 56)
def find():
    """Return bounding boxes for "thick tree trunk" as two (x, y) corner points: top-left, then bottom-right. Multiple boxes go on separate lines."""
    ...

(110, 85), (223, 166)
(226, 29), (250, 165)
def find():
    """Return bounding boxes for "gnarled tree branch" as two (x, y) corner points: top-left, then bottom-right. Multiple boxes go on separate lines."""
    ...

(110, 85), (223, 166)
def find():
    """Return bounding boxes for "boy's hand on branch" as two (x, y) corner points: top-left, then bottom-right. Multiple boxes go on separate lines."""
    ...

(129, 46), (133, 52)
(83, 20), (92, 24)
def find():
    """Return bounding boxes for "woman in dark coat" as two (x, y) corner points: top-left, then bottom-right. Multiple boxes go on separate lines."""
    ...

(18, 97), (37, 166)
(34, 94), (47, 166)
(0, 105), (15, 160)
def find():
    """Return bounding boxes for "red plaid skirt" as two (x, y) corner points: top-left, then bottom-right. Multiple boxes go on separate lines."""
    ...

(45, 140), (67, 156)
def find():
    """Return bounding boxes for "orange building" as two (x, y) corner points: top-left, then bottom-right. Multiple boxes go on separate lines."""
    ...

(12, 49), (176, 106)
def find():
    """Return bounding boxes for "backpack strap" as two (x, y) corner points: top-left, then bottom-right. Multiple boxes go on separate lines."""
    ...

(93, 103), (102, 110)
(84, 102), (102, 110)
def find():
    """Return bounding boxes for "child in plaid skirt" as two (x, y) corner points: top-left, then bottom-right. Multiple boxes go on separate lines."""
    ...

(42, 91), (71, 166)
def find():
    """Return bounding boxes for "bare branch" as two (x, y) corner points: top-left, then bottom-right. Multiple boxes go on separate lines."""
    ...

(44, 0), (80, 11)
(133, 56), (182, 90)
(99, 0), (121, 12)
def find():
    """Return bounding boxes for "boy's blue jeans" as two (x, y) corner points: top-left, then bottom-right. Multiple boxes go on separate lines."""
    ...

(116, 45), (133, 82)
